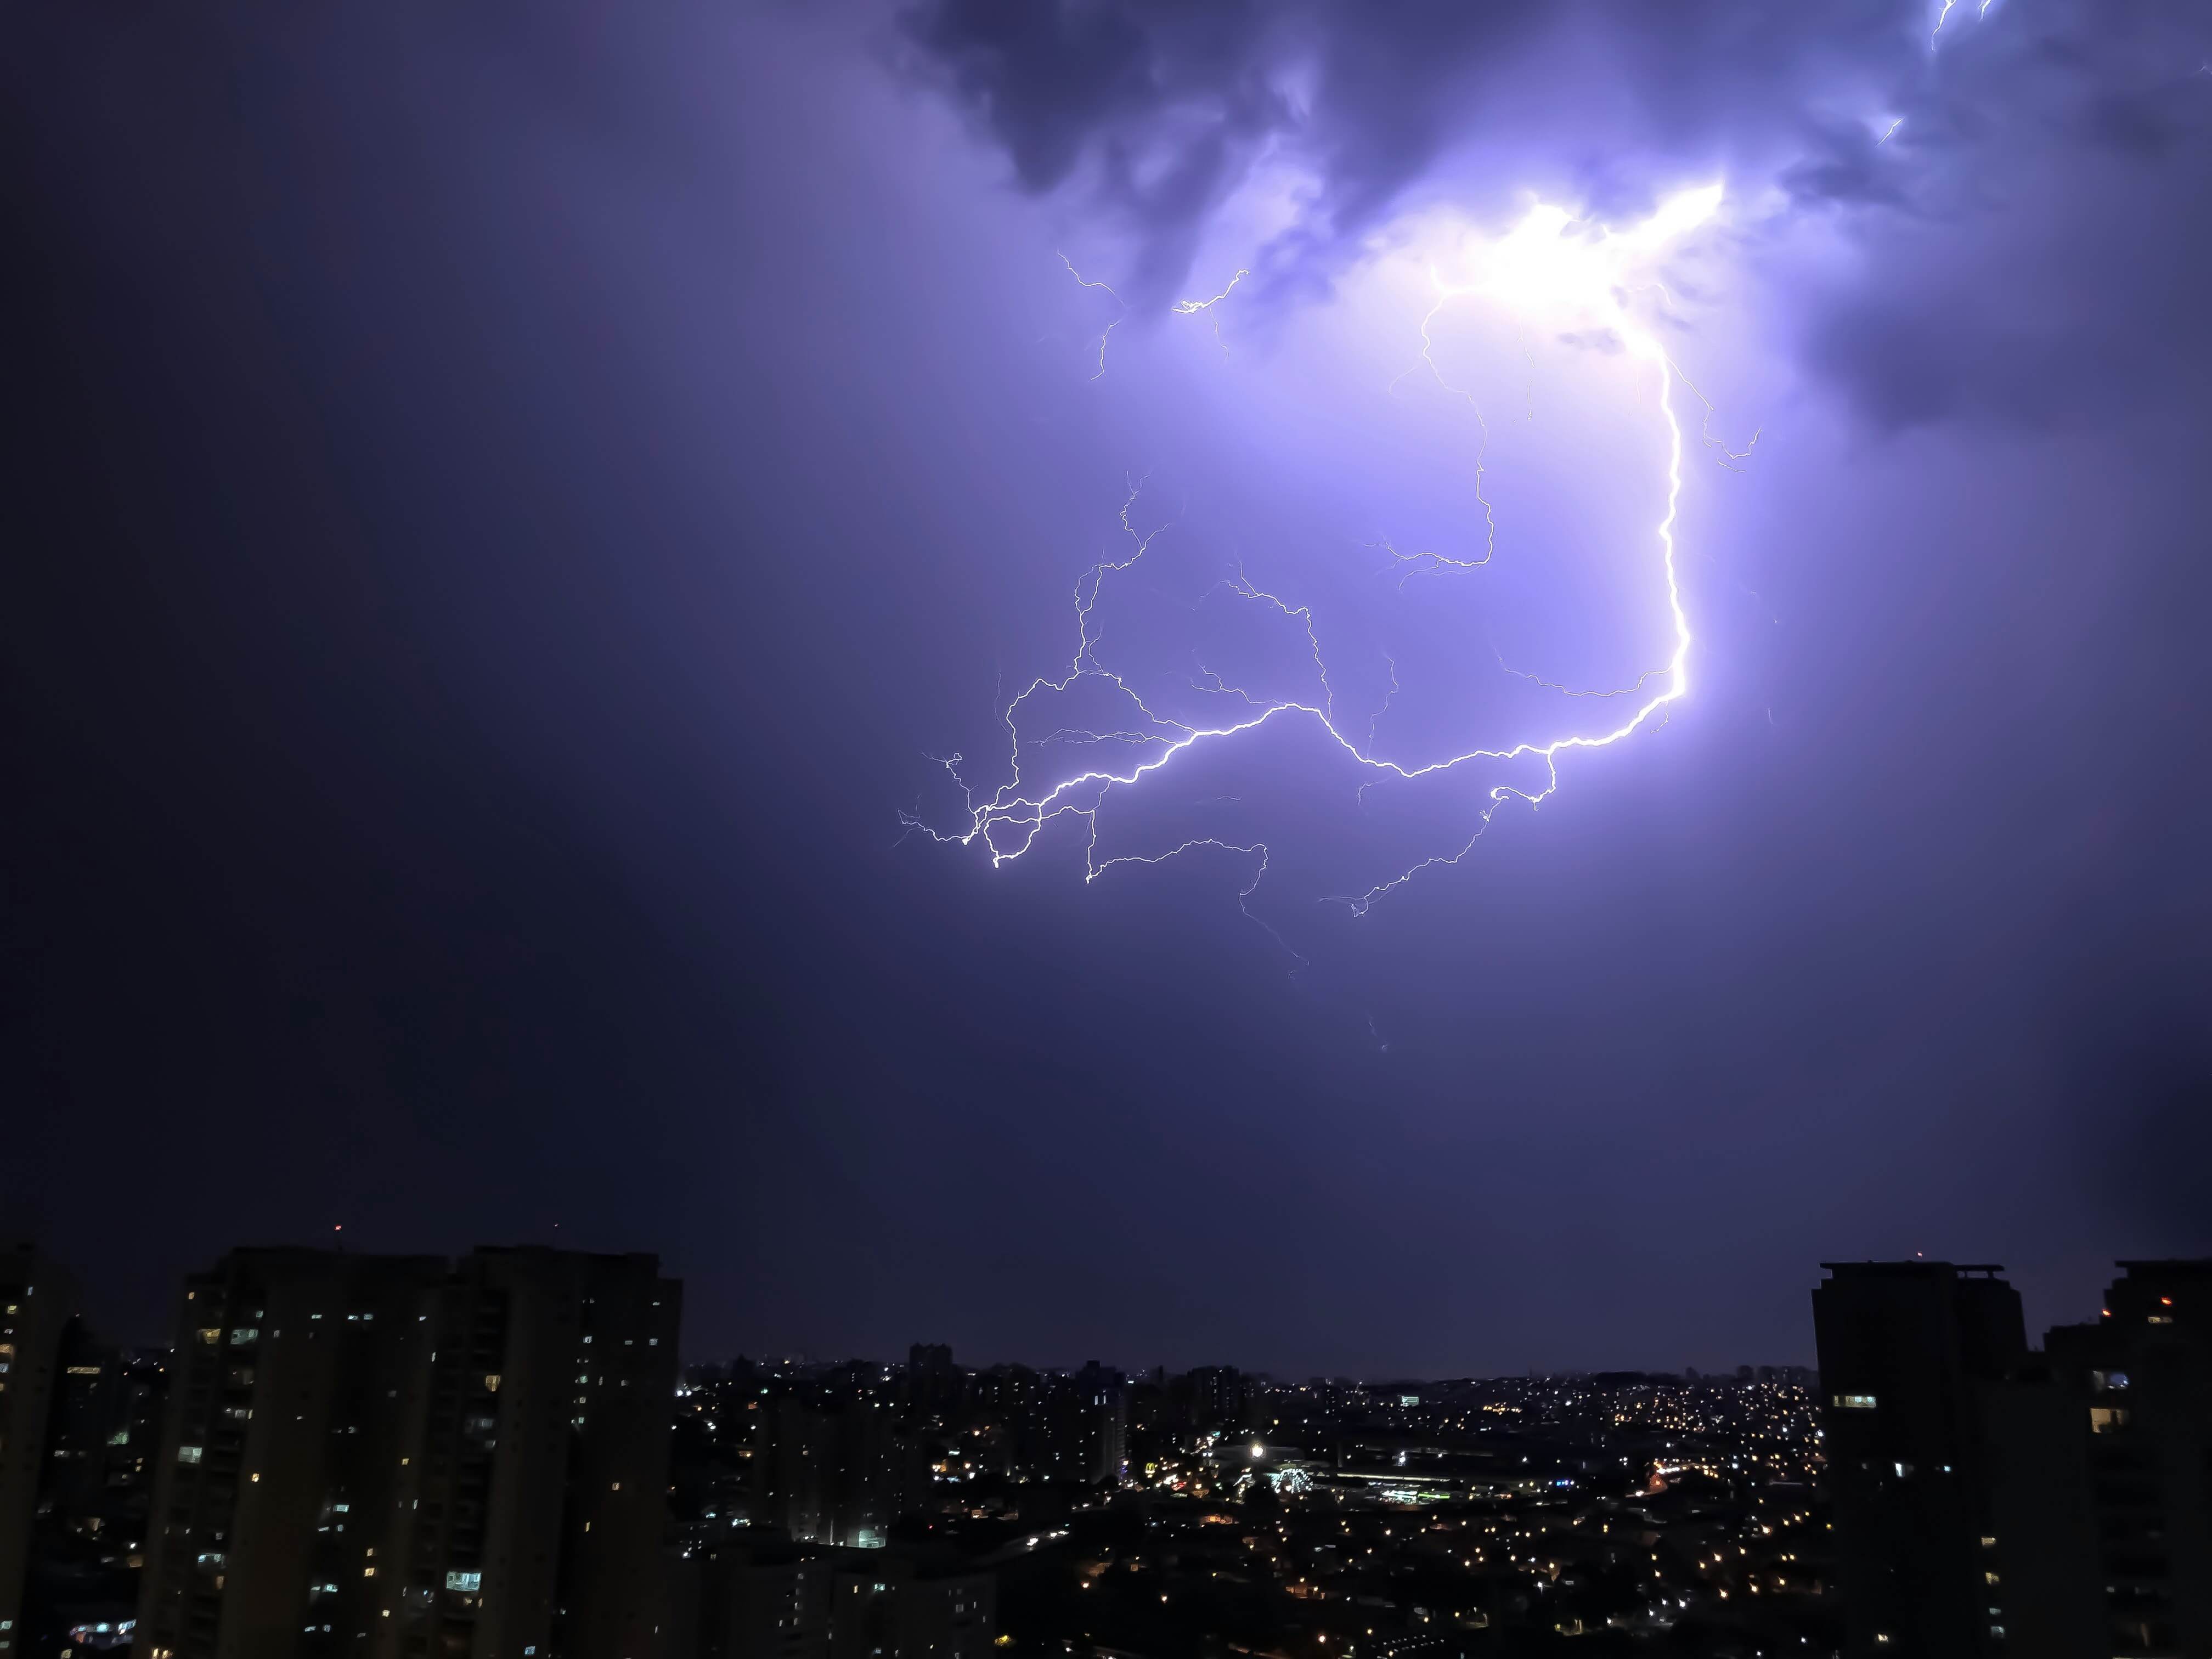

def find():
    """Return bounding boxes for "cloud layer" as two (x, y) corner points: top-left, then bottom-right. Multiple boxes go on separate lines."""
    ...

(904, 0), (2212, 421)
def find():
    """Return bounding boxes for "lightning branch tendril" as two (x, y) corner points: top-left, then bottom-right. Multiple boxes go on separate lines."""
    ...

(1175, 268), (1251, 353)
(907, 188), (1743, 957)
(1059, 252), (1128, 380)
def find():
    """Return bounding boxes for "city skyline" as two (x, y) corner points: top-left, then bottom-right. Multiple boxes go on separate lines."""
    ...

(0, 1232), (1910, 1380)
(12, 1239), (2202, 1658)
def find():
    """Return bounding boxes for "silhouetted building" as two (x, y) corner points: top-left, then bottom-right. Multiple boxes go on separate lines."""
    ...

(1185, 1368), (1246, 1434)
(16, 1338), (169, 1659)
(753, 1398), (929, 1548)
(902, 1350), (957, 1424)
(1, 1248), (81, 1659)
(132, 1246), (679, 1659)
(1815, 1257), (2212, 1659)
(416, 1247), (682, 1659)
(670, 1537), (991, 1659)
(2041, 1260), (2212, 1657)
(1070, 1365), (1126, 1486)
(672, 1533), (830, 1659)
(1812, 1261), (2024, 1659)
(826, 1552), (990, 1659)
(133, 1249), (445, 1659)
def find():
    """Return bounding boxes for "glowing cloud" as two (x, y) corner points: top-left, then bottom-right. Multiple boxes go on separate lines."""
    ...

(907, 185), (1743, 951)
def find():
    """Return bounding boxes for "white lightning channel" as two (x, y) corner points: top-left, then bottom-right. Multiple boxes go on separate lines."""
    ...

(1059, 252), (1128, 380)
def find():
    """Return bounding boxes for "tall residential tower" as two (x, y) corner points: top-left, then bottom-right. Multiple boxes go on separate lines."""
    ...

(133, 1247), (680, 1659)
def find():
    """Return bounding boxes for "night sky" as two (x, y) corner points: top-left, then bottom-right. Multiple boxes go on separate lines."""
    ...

(5, 0), (2209, 1377)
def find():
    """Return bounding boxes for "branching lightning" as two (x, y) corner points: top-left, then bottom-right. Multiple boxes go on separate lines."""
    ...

(1378, 283), (1500, 583)
(1174, 267), (1249, 353)
(909, 187), (1744, 957)
(1059, 252), (1128, 380)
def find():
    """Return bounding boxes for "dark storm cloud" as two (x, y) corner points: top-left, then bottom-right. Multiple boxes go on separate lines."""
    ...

(905, 0), (2212, 420)
(901, 0), (1903, 261)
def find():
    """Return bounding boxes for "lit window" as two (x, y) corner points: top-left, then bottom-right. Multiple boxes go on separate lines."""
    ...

(177, 1447), (202, 1465)
(1832, 1395), (1876, 1410)
(196, 1329), (222, 1346)
(2089, 1407), (2130, 1432)
(444, 1572), (481, 1593)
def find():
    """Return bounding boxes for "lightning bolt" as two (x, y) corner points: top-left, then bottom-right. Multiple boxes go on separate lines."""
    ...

(1174, 268), (1250, 353)
(1376, 280), (1500, 583)
(909, 189), (1736, 957)
(1059, 252), (1128, 380)
(1174, 269), (1249, 315)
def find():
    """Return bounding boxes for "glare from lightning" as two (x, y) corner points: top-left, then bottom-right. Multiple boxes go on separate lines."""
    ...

(908, 185), (1736, 947)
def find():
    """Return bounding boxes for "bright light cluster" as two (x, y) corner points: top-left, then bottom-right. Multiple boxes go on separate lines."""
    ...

(906, 185), (1740, 951)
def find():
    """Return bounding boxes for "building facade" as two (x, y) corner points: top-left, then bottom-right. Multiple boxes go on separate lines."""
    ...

(131, 1247), (680, 1659)
(2040, 1260), (2212, 1658)
(1815, 1257), (2212, 1659)
(1, 1249), (82, 1659)
(1811, 1260), (2023, 1659)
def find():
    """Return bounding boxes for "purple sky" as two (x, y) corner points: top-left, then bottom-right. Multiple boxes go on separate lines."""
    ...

(6, 0), (2209, 1375)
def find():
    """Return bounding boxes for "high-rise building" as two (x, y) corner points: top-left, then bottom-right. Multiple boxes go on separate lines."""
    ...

(133, 1248), (449, 1659)
(131, 1246), (680, 1659)
(1810, 1261), (2024, 1659)
(413, 1248), (682, 1659)
(15, 1336), (170, 1659)
(1814, 1256), (2212, 1659)
(2040, 1260), (2212, 1658)
(900, 1351), (957, 1425)
(1070, 1364), (1125, 1486)
(1184, 1368), (1246, 1435)
(1, 1248), (82, 1659)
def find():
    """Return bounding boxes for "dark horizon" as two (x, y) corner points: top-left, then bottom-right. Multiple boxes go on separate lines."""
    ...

(7, 0), (2210, 1382)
